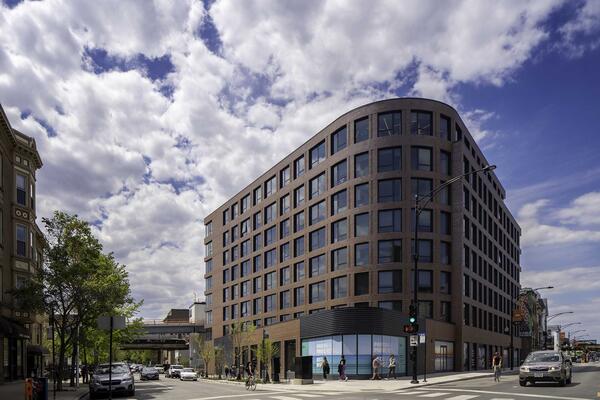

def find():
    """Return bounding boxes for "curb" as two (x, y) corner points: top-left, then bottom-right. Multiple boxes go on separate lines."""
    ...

(415, 370), (519, 388)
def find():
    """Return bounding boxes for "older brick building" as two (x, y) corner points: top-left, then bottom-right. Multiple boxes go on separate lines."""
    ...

(203, 98), (522, 378)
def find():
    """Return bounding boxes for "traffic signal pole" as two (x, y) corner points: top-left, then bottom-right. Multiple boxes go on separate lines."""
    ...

(411, 193), (420, 384)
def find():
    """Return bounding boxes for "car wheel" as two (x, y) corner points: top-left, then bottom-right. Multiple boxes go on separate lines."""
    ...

(519, 379), (527, 387)
(566, 373), (572, 384)
(129, 389), (135, 396)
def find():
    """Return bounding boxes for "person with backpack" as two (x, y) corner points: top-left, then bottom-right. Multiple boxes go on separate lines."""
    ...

(492, 352), (503, 382)
(321, 357), (330, 380)
(387, 354), (396, 379)
(370, 355), (381, 380)
(338, 356), (348, 381)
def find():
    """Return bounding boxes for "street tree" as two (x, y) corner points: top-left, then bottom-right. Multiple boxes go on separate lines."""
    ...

(214, 346), (225, 379)
(256, 338), (279, 383)
(229, 321), (256, 379)
(195, 334), (214, 377)
(12, 211), (140, 390)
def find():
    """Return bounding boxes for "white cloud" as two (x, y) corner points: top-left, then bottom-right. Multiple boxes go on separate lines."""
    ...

(522, 266), (600, 294)
(558, 0), (600, 57)
(555, 191), (600, 226)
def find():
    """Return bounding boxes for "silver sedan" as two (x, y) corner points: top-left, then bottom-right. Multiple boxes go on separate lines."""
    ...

(519, 351), (572, 387)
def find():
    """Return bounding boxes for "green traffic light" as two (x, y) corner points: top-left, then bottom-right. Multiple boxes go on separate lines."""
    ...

(409, 317), (416, 323)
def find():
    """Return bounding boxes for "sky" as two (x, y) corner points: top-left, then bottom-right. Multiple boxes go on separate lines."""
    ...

(0, 0), (599, 341)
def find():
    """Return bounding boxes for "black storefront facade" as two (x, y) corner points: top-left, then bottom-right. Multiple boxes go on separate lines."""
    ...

(0, 316), (30, 383)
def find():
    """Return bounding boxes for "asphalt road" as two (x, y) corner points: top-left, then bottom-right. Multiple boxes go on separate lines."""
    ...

(83, 363), (600, 400)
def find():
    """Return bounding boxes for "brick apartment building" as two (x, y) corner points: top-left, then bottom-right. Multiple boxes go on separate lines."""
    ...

(203, 98), (522, 378)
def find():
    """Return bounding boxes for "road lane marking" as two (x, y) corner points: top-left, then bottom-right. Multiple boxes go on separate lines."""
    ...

(489, 398), (515, 400)
(396, 392), (428, 395)
(295, 395), (323, 398)
(419, 394), (450, 398)
(188, 392), (301, 400)
(446, 396), (480, 400)
(270, 396), (303, 400)
(417, 388), (590, 400)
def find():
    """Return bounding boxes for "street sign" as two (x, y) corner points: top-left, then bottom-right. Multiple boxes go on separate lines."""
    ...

(410, 335), (418, 347)
(97, 315), (126, 330)
(419, 333), (426, 344)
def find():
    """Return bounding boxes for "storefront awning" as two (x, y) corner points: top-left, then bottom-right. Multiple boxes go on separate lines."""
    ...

(27, 344), (49, 354)
(0, 316), (30, 339)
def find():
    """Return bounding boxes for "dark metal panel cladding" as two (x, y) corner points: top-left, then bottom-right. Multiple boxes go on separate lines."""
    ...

(300, 307), (414, 338)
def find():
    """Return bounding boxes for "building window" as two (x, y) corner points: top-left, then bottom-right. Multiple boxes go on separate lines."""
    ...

(241, 301), (249, 317)
(441, 302), (451, 322)
(205, 221), (213, 238)
(331, 160), (348, 187)
(16, 174), (27, 205)
(223, 268), (230, 284)
(310, 201), (326, 225)
(440, 271), (451, 294)
(294, 286), (305, 306)
(440, 115), (451, 141)
(412, 178), (433, 198)
(411, 146), (432, 171)
(280, 194), (290, 215)
(354, 152), (369, 178)
(253, 276), (262, 293)
(280, 242), (290, 262)
(206, 276), (212, 290)
(253, 186), (262, 206)
(232, 203), (239, 220)
(294, 211), (305, 232)
(253, 211), (262, 230)
(378, 270), (402, 293)
(413, 270), (433, 292)
(281, 166), (291, 188)
(231, 226), (238, 242)
(331, 126), (347, 154)
(264, 226), (276, 246)
(412, 209), (433, 232)
(241, 259), (251, 276)
(354, 243), (369, 266)
(205, 241), (212, 257)
(253, 255), (262, 273)
(254, 298), (262, 315)
(241, 281), (249, 297)
(418, 301), (434, 318)
(354, 117), (369, 143)
(440, 185), (450, 205)
(332, 276), (348, 299)
(241, 195), (250, 213)
(265, 176), (276, 198)
(378, 111), (401, 136)
(264, 203), (276, 224)
(377, 147), (402, 172)
(331, 189), (347, 215)
(378, 209), (402, 233)
(280, 290), (291, 309)
(310, 141), (326, 168)
(441, 242), (451, 265)
(265, 249), (276, 268)
(265, 294), (276, 312)
(280, 219), (290, 239)
(310, 281), (326, 303)
(309, 227), (326, 251)
(309, 173), (326, 199)
(241, 218), (250, 237)
(294, 185), (305, 208)
(280, 267), (291, 286)
(294, 236), (305, 257)
(379, 301), (402, 311)
(331, 219), (348, 243)
(253, 233), (262, 251)
(309, 254), (326, 277)
(241, 240), (250, 257)
(294, 261), (305, 282)
(331, 247), (348, 271)
(223, 209), (229, 225)
(413, 239), (433, 263)
(440, 151), (451, 175)
(411, 111), (432, 136)
(354, 183), (369, 207)
(205, 259), (213, 273)
(223, 250), (229, 265)
(223, 231), (230, 247)
(378, 240), (401, 263)
(354, 272), (369, 295)
(265, 271), (276, 290)
(378, 179), (401, 203)
(440, 211), (451, 235)
(354, 213), (369, 237)
(294, 155), (306, 178)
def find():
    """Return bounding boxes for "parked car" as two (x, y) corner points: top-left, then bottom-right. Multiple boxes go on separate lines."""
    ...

(166, 365), (184, 378)
(519, 351), (572, 387)
(180, 368), (198, 381)
(89, 362), (135, 399)
(140, 367), (160, 381)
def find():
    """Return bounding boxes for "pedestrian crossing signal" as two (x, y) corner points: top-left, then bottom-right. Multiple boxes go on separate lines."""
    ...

(403, 324), (418, 333)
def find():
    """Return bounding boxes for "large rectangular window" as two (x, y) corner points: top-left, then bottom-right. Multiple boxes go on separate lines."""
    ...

(280, 194), (290, 215)
(331, 219), (347, 243)
(265, 176), (276, 198)
(310, 281), (326, 303)
(331, 189), (347, 215)
(354, 213), (369, 237)
(411, 111), (432, 135)
(309, 201), (326, 225)
(378, 111), (401, 136)
(378, 209), (402, 233)
(264, 203), (276, 224)
(331, 247), (348, 271)
(265, 294), (276, 312)
(294, 261), (305, 282)
(353, 117), (370, 145)
(354, 272), (369, 295)
(440, 115), (451, 141)
(332, 276), (348, 299)
(354, 243), (369, 266)
(310, 173), (326, 199)
(412, 209), (433, 232)
(294, 236), (305, 257)
(280, 166), (291, 188)
(413, 239), (433, 263)
(440, 151), (451, 175)
(412, 178), (433, 198)
(253, 186), (262, 206)
(331, 160), (348, 187)
(17, 224), (27, 256)
(309, 254), (326, 277)
(309, 227), (326, 251)
(441, 241), (451, 265)
(265, 271), (276, 290)
(280, 219), (290, 239)
(294, 211), (305, 232)
(264, 249), (276, 268)
(354, 183), (369, 207)
(440, 271), (451, 294)
(413, 270), (433, 292)
(378, 179), (401, 203)
(294, 286), (305, 306)
(294, 185), (305, 208)
(264, 226), (276, 246)
(378, 240), (401, 263)
(411, 146), (432, 171)
(331, 127), (347, 154)
(310, 141), (326, 168)
(295, 155), (305, 178)
(377, 147), (402, 172)
(440, 211), (451, 235)
(378, 270), (402, 293)
(354, 152), (369, 178)
(418, 300), (433, 318)
(280, 291), (291, 309)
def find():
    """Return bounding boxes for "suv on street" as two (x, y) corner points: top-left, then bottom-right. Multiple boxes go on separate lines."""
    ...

(166, 364), (184, 378)
(519, 350), (572, 387)
(89, 362), (135, 398)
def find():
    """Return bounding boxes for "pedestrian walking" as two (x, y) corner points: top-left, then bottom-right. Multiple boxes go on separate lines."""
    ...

(81, 365), (88, 384)
(320, 357), (330, 380)
(387, 354), (396, 379)
(224, 365), (229, 379)
(338, 356), (348, 381)
(370, 355), (381, 380)
(492, 352), (503, 382)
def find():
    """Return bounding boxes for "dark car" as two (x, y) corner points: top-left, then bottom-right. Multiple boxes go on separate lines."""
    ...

(140, 367), (159, 381)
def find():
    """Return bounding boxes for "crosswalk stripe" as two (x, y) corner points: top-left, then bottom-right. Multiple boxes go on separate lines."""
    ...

(295, 395), (323, 398)
(396, 392), (428, 395)
(419, 394), (450, 398)
(489, 398), (515, 400)
(270, 396), (303, 400)
(446, 396), (480, 400)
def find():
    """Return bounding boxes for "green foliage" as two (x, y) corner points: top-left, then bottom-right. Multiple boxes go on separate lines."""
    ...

(256, 338), (279, 382)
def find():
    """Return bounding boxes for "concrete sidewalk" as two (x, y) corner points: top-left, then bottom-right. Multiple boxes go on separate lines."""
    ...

(0, 380), (88, 399)
(203, 369), (518, 393)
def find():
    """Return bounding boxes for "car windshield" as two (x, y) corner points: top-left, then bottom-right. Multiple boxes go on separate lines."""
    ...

(172, 365), (183, 369)
(183, 368), (194, 372)
(525, 353), (560, 363)
(96, 365), (130, 374)
(142, 367), (157, 372)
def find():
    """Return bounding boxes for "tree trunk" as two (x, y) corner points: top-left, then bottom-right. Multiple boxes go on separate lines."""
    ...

(57, 334), (65, 391)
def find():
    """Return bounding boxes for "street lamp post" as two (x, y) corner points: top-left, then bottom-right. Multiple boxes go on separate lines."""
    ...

(548, 311), (574, 321)
(410, 164), (496, 384)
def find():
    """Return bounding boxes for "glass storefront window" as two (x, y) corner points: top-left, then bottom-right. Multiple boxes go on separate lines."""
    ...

(434, 341), (454, 372)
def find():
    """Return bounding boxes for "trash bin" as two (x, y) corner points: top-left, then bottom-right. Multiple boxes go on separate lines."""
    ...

(33, 377), (48, 400)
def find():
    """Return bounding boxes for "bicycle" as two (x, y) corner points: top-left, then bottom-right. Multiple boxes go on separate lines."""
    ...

(245, 374), (257, 391)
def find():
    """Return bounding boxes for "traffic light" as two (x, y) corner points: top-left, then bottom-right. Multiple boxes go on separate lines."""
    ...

(403, 324), (418, 334)
(409, 303), (417, 324)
